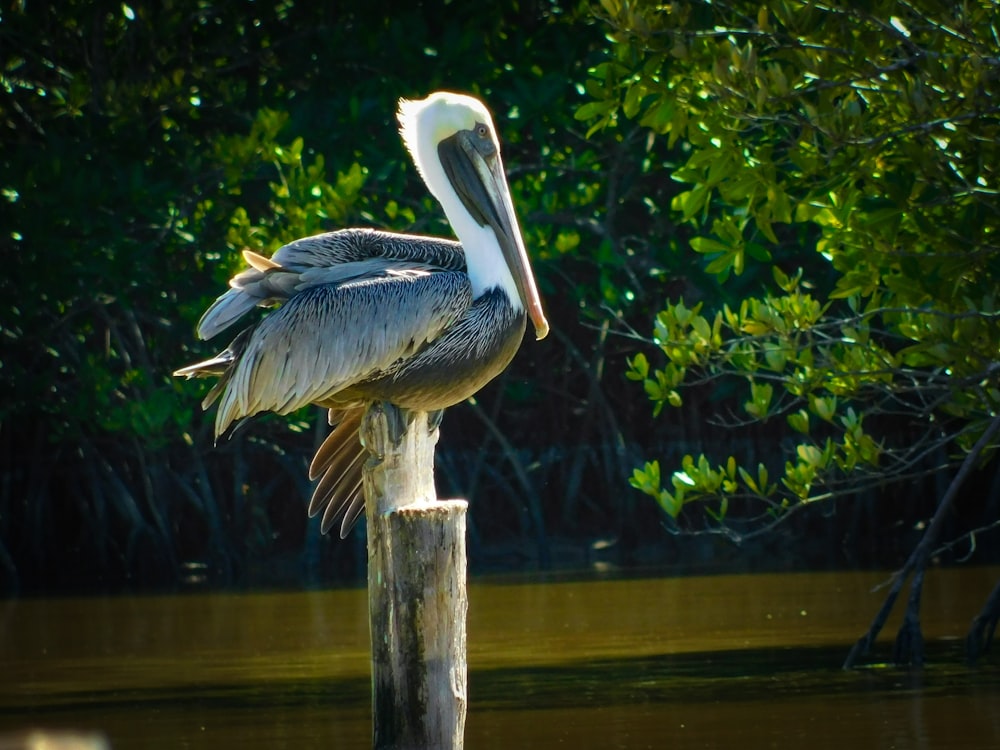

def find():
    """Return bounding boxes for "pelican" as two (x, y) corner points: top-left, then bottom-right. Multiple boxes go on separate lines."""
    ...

(175, 91), (548, 537)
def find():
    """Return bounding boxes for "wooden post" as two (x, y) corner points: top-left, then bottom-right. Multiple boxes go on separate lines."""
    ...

(361, 403), (468, 750)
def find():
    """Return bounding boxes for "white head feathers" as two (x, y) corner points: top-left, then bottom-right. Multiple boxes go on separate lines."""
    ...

(397, 91), (498, 203)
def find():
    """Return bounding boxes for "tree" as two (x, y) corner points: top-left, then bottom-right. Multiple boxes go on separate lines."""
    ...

(579, 0), (1000, 665)
(2, 0), (651, 590)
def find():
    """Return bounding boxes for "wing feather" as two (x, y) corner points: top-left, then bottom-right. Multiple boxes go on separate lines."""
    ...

(243, 249), (280, 271)
(197, 229), (465, 340)
(212, 268), (471, 437)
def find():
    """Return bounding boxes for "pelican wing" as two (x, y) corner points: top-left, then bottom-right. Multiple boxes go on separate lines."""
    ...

(211, 266), (471, 437)
(307, 407), (367, 538)
(197, 228), (465, 340)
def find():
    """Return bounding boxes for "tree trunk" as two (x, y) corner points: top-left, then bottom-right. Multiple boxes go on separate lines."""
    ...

(844, 414), (1000, 669)
(967, 576), (1000, 665)
(362, 402), (468, 750)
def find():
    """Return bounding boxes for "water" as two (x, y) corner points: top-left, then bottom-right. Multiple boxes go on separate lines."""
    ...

(2, 567), (998, 748)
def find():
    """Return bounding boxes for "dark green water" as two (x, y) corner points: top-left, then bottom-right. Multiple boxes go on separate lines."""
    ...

(2, 567), (999, 748)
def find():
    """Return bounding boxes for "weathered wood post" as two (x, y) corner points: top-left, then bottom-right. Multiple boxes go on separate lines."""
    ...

(361, 402), (468, 750)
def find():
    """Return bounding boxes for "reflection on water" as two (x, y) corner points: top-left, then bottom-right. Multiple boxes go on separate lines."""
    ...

(1, 568), (998, 749)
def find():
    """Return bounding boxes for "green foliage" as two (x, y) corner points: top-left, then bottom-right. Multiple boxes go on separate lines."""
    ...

(11, 0), (992, 589)
(3, 0), (657, 589)
(205, 107), (370, 284)
(585, 0), (1000, 532)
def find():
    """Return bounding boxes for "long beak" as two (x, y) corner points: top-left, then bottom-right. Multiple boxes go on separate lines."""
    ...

(441, 133), (549, 340)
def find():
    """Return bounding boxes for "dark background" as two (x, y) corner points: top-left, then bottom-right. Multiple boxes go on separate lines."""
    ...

(2, 0), (997, 594)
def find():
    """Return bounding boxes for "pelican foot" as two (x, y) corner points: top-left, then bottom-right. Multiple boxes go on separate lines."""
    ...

(383, 402), (411, 444)
(428, 409), (445, 433)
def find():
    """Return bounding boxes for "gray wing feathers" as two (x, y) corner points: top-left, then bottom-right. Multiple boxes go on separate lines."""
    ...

(212, 270), (471, 437)
(197, 229), (464, 340)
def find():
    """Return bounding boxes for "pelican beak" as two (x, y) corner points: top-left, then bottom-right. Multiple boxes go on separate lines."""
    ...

(439, 130), (549, 340)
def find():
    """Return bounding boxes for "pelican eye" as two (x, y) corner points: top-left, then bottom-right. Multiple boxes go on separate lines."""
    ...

(475, 123), (489, 139)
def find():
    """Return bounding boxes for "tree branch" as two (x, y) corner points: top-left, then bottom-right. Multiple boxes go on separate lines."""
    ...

(843, 412), (1000, 668)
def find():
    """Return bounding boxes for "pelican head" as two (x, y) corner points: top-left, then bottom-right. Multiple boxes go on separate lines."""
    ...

(398, 91), (548, 340)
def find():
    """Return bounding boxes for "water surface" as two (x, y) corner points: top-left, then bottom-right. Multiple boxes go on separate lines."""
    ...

(2, 567), (998, 748)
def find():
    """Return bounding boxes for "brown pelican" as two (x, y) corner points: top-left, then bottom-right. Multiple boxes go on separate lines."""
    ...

(175, 91), (548, 537)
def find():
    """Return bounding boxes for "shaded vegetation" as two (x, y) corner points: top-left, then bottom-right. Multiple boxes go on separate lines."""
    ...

(577, 0), (1000, 664)
(1, 0), (654, 591)
(1, 0), (997, 595)
(583, 0), (1000, 533)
